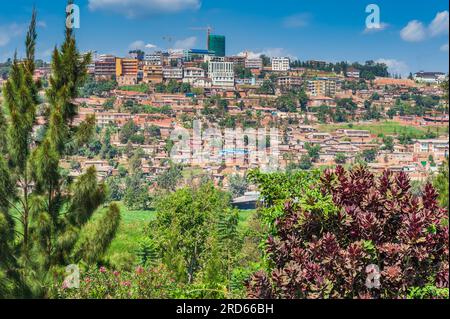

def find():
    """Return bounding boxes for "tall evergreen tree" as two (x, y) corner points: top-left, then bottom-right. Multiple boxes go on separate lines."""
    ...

(0, 3), (120, 298)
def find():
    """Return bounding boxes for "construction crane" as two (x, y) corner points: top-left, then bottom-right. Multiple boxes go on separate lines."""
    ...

(189, 26), (214, 50)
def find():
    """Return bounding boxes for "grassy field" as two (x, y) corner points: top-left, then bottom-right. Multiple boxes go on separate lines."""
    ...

(100, 202), (255, 268)
(317, 121), (449, 137)
(97, 203), (156, 268)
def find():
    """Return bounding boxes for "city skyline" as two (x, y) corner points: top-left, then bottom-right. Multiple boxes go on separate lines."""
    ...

(0, 0), (449, 76)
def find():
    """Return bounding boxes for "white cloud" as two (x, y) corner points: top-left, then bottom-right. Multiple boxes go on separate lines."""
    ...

(129, 41), (160, 51)
(145, 43), (157, 49)
(440, 43), (449, 52)
(0, 23), (24, 47)
(129, 40), (146, 50)
(400, 20), (426, 42)
(376, 58), (409, 77)
(173, 36), (197, 50)
(429, 11), (449, 37)
(363, 22), (389, 34)
(89, 0), (201, 18)
(283, 13), (310, 28)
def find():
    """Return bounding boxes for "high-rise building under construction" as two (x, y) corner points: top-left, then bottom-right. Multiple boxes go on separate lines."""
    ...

(208, 34), (226, 57)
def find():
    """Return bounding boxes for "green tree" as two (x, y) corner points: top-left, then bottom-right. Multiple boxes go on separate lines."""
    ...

(335, 153), (347, 164)
(381, 136), (395, 152)
(156, 163), (183, 191)
(434, 158), (449, 210)
(304, 142), (321, 162)
(150, 182), (235, 285)
(361, 148), (378, 162)
(228, 174), (248, 197)
(298, 154), (313, 170)
(0, 6), (120, 297)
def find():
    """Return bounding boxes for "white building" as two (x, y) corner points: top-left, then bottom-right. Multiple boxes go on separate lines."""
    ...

(208, 61), (234, 87)
(183, 67), (206, 84)
(163, 67), (183, 80)
(346, 67), (360, 78)
(245, 58), (263, 70)
(144, 52), (162, 65)
(414, 139), (449, 158)
(271, 57), (290, 72)
(413, 72), (446, 84)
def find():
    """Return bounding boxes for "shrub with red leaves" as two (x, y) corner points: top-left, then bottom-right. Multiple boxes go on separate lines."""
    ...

(246, 166), (449, 299)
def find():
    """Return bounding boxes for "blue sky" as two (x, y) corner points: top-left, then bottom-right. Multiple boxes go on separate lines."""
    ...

(0, 0), (448, 76)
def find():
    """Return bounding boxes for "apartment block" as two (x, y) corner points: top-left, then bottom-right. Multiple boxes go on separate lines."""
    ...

(144, 52), (162, 65)
(162, 67), (183, 80)
(116, 58), (138, 86)
(271, 57), (290, 72)
(245, 58), (263, 70)
(183, 67), (206, 84)
(94, 54), (116, 80)
(208, 61), (235, 87)
(307, 78), (337, 97)
(142, 65), (163, 84)
(414, 139), (449, 159)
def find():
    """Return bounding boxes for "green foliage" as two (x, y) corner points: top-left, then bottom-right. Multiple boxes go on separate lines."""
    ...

(72, 203), (121, 264)
(79, 77), (117, 97)
(149, 182), (235, 288)
(228, 174), (249, 198)
(247, 169), (323, 227)
(136, 237), (158, 268)
(334, 153), (347, 164)
(408, 285), (449, 299)
(156, 163), (183, 191)
(0, 7), (120, 297)
(305, 142), (321, 162)
(52, 265), (180, 299)
(433, 158), (449, 210)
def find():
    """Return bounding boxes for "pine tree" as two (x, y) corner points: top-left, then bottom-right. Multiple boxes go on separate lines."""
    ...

(0, 3), (120, 298)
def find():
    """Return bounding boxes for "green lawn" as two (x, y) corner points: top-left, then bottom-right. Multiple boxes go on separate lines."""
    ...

(99, 203), (156, 269)
(317, 121), (448, 137)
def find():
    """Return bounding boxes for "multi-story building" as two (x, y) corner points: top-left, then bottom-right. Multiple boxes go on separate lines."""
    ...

(225, 56), (245, 67)
(271, 57), (290, 72)
(94, 54), (116, 80)
(346, 67), (360, 78)
(116, 58), (138, 76)
(413, 71), (446, 84)
(163, 67), (183, 80)
(116, 58), (139, 86)
(208, 61), (234, 87)
(142, 64), (163, 84)
(277, 76), (303, 87)
(208, 34), (226, 57)
(413, 139), (449, 159)
(144, 52), (163, 65)
(183, 67), (206, 84)
(307, 78), (337, 97)
(183, 49), (215, 62)
(245, 58), (263, 70)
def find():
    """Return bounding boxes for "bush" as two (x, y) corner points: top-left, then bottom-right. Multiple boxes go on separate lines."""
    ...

(247, 166), (448, 299)
(52, 265), (180, 299)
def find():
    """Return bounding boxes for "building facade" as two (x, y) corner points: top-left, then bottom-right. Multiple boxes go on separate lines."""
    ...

(271, 57), (290, 72)
(142, 65), (163, 84)
(94, 54), (116, 80)
(163, 67), (183, 80)
(208, 35), (226, 57)
(208, 61), (234, 87)
(307, 78), (337, 97)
